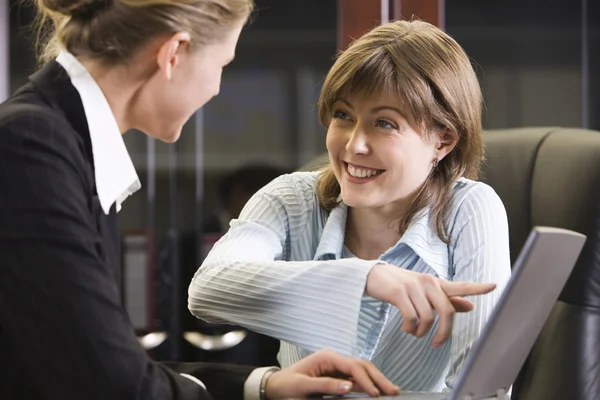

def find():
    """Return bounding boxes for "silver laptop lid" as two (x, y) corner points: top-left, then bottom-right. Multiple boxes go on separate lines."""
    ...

(450, 226), (586, 400)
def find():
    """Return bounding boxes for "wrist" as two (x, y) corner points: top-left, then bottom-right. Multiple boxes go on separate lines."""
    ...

(260, 368), (279, 400)
(366, 262), (386, 294)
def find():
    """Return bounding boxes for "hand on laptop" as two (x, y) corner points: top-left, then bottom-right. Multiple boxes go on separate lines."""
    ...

(366, 263), (497, 348)
(265, 349), (400, 399)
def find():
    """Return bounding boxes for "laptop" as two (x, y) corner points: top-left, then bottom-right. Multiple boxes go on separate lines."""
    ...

(331, 226), (587, 400)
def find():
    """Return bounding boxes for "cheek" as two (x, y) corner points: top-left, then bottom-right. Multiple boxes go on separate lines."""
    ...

(181, 64), (222, 111)
(200, 67), (222, 100)
(400, 142), (435, 178)
(325, 126), (344, 154)
(380, 137), (427, 174)
(325, 129), (343, 166)
(325, 129), (334, 152)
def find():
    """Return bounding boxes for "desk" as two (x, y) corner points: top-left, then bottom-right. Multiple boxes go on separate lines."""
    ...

(287, 394), (509, 400)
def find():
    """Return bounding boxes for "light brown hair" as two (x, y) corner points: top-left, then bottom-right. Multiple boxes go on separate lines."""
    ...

(316, 20), (484, 244)
(33, 0), (254, 64)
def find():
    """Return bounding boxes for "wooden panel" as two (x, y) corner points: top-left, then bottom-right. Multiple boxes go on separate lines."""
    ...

(337, 0), (382, 50)
(390, 0), (445, 29)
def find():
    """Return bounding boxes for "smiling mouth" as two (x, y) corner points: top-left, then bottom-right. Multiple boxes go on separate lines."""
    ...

(345, 162), (386, 179)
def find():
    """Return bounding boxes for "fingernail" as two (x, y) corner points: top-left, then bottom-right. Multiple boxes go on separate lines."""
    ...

(340, 382), (352, 392)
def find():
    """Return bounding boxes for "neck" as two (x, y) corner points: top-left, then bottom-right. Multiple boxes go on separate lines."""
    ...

(345, 206), (403, 260)
(79, 57), (151, 133)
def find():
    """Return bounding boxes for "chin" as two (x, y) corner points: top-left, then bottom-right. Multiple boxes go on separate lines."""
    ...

(157, 127), (183, 143)
(160, 133), (180, 143)
(340, 191), (375, 209)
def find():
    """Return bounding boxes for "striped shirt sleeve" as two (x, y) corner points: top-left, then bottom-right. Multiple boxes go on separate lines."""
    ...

(444, 183), (512, 390)
(187, 175), (380, 357)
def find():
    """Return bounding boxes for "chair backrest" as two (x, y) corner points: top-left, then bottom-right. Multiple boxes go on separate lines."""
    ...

(481, 127), (600, 400)
(299, 127), (600, 400)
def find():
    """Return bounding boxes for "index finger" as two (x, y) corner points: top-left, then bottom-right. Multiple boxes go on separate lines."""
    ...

(356, 360), (401, 396)
(441, 281), (496, 298)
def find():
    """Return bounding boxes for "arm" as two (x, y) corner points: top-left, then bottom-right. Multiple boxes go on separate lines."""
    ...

(0, 113), (253, 400)
(188, 175), (380, 357)
(171, 349), (401, 399)
(444, 183), (512, 389)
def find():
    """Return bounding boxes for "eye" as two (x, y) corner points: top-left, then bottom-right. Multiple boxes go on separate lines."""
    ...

(377, 119), (397, 130)
(332, 110), (351, 120)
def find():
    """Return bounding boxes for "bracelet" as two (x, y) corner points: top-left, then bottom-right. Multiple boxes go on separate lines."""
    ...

(259, 367), (279, 400)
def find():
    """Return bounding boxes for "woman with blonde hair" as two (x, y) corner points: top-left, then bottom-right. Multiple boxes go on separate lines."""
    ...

(0, 0), (402, 398)
(189, 20), (512, 392)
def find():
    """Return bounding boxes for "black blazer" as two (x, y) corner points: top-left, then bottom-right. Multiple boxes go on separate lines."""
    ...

(0, 61), (255, 400)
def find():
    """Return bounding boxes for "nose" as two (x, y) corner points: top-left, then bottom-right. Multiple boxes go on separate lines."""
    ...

(345, 126), (370, 155)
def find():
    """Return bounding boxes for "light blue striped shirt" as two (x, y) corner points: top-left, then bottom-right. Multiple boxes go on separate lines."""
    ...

(188, 171), (511, 391)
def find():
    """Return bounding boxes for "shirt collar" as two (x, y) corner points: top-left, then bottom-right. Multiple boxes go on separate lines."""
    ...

(314, 202), (348, 261)
(56, 51), (141, 215)
(314, 202), (449, 277)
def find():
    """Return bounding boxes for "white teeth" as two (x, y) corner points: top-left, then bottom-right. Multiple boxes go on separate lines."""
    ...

(347, 164), (382, 178)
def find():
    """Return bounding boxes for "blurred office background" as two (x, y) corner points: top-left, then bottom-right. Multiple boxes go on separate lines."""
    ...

(2, 0), (598, 365)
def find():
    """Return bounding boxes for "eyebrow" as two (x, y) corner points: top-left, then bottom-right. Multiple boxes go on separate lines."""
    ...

(371, 105), (406, 118)
(335, 98), (407, 118)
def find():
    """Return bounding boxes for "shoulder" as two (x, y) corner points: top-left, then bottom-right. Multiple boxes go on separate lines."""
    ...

(241, 171), (325, 231)
(256, 171), (321, 206)
(446, 178), (509, 242)
(0, 87), (77, 150)
(1, 82), (52, 120)
(0, 89), (89, 186)
(236, 171), (325, 243)
(450, 178), (506, 216)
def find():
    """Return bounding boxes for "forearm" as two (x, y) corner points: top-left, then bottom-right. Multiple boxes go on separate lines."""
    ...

(167, 361), (260, 400)
(188, 258), (378, 356)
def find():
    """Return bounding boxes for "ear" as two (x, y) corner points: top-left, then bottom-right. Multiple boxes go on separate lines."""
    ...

(434, 128), (459, 161)
(156, 32), (192, 81)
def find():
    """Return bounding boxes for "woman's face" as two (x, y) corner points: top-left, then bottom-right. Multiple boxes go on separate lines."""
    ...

(326, 92), (450, 214)
(134, 23), (244, 142)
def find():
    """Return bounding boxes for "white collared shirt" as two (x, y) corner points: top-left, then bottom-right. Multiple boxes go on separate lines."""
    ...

(56, 51), (140, 214)
(56, 51), (270, 399)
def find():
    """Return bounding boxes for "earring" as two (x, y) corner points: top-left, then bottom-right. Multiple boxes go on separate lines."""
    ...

(432, 158), (439, 168)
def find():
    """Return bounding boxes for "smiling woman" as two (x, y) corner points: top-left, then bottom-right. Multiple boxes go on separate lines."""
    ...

(317, 20), (484, 246)
(188, 19), (511, 392)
